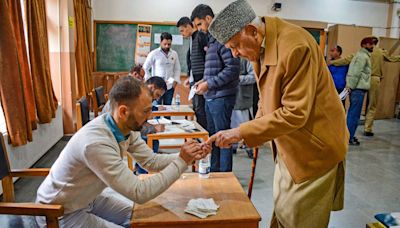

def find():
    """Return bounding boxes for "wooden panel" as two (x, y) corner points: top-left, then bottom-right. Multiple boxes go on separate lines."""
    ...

(336, 25), (372, 58)
(375, 37), (400, 119)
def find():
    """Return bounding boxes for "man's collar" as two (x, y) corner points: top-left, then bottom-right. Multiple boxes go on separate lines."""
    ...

(262, 16), (278, 67)
(105, 113), (129, 143)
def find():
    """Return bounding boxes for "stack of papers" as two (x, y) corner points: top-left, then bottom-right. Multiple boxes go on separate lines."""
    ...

(184, 198), (219, 219)
(339, 88), (349, 100)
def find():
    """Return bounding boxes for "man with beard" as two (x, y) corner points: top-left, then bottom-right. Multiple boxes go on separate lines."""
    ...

(345, 37), (374, 145)
(35, 77), (209, 228)
(143, 32), (181, 105)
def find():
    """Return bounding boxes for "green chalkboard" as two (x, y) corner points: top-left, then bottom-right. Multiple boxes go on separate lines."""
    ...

(95, 21), (189, 74)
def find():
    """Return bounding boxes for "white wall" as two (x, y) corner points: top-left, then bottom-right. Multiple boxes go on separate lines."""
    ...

(93, 0), (389, 31)
(0, 106), (63, 195)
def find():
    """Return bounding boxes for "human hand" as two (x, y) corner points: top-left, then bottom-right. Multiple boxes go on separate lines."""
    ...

(154, 124), (165, 132)
(183, 78), (190, 88)
(195, 81), (208, 95)
(199, 142), (212, 158)
(207, 128), (243, 148)
(179, 140), (203, 164)
(173, 81), (178, 89)
(157, 106), (166, 111)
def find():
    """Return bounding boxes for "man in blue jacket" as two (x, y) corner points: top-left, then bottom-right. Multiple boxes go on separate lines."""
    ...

(328, 45), (349, 107)
(191, 4), (240, 172)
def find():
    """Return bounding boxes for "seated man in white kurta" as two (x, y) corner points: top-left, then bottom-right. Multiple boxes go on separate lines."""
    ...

(35, 77), (209, 228)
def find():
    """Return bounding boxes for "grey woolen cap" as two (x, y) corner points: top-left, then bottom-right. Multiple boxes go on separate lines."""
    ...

(209, 0), (256, 44)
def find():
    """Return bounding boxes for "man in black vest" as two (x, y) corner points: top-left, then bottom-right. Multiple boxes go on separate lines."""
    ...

(177, 16), (208, 129)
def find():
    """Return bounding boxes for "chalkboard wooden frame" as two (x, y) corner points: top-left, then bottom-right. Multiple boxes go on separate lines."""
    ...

(93, 20), (189, 74)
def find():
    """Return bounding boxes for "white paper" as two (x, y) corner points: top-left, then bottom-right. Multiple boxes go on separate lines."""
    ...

(339, 88), (349, 100)
(188, 86), (197, 101)
(184, 198), (219, 219)
(167, 77), (175, 84)
(147, 117), (171, 125)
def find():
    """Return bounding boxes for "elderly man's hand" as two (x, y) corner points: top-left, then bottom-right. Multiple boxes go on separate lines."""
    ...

(207, 128), (243, 148)
(179, 140), (203, 165)
(195, 81), (208, 95)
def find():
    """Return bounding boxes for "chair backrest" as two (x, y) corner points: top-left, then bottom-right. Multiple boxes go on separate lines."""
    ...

(95, 86), (106, 106)
(0, 134), (10, 180)
(76, 96), (90, 130)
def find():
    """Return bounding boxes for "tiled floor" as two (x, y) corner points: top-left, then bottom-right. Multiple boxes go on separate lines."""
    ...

(1, 119), (399, 227)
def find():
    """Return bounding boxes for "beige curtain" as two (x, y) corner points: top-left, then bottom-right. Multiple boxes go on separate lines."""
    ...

(74, 0), (93, 97)
(0, 0), (32, 146)
(27, 0), (58, 123)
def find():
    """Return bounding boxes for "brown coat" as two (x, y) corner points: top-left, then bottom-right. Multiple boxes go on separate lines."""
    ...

(240, 17), (349, 183)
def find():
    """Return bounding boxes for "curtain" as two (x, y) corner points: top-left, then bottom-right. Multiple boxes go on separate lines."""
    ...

(27, 0), (57, 123)
(74, 0), (93, 97)
(7, 0), (37, 132)
(0, 0), (32, 146)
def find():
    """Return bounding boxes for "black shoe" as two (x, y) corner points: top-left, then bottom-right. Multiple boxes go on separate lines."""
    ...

(245, 148), (254, 159)
(364, 131), (374, 137)
(349, 138), (360, 146)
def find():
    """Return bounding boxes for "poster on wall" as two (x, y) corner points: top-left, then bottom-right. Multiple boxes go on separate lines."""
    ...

(135, 24), (152, 65)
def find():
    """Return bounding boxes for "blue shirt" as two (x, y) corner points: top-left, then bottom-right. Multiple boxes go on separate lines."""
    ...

(328, 65), (349, 91)
(105, 113), (129, 143)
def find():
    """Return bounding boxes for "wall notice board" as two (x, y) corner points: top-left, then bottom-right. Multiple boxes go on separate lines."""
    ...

(94, 21), (189, 74)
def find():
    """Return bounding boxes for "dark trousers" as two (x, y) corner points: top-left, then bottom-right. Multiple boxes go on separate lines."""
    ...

(205, 95), (235, 172)
(192, 94), (207, 130)
(157, 87), (174, 105)
(346, 89), (366, 140)
(135, 136), (160, 174)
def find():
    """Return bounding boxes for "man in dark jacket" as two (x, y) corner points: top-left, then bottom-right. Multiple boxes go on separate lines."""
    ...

(176, 16), (208, 130)
(191, 4), (240, 172)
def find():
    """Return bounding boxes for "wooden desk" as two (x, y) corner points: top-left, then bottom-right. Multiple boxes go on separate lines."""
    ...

(146, 121), (208, 150)
(151, 105), (195, 120)
(131, 172), (261, 228)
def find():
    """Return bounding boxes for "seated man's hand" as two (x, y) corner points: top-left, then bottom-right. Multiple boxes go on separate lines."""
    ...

(199, 142), (212, 158)
(207, 128), (243, 148)
(179, 140), (203, 165)
(157, 106), (166, 111)
(154, 124), (165, 132)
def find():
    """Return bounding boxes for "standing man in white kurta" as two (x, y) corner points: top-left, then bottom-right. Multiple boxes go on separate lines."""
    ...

(143, 32), (181, 105)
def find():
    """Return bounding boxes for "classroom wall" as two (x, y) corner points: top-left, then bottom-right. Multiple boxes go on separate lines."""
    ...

(0, 106), (63, 196)
(92, 0), (390, 35)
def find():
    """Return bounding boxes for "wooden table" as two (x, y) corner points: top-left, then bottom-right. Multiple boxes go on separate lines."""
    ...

(146, 121), (208, 150)
(151, 105), (195, 120)
(131, 172), (261, 228)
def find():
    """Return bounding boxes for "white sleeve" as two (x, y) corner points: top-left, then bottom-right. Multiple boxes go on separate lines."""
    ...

(83, 141), (188, 204)
(173, 51), (181, 84)
(143, 51), (154, 81)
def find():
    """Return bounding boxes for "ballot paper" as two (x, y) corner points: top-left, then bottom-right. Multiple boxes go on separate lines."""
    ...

(339, 88), (349, 100)
(172, 119), (196, 130)
(188, 86), (197, 101)
(167, 77), (175, 84)
(184, 198), (220, 219)
(147, 117), (172, 125)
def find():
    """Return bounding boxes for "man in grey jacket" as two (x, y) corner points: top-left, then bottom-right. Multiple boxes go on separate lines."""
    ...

(346, 37), (374, 146)
(231, 58), (256, 158)
(36, 77), (210, 228)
